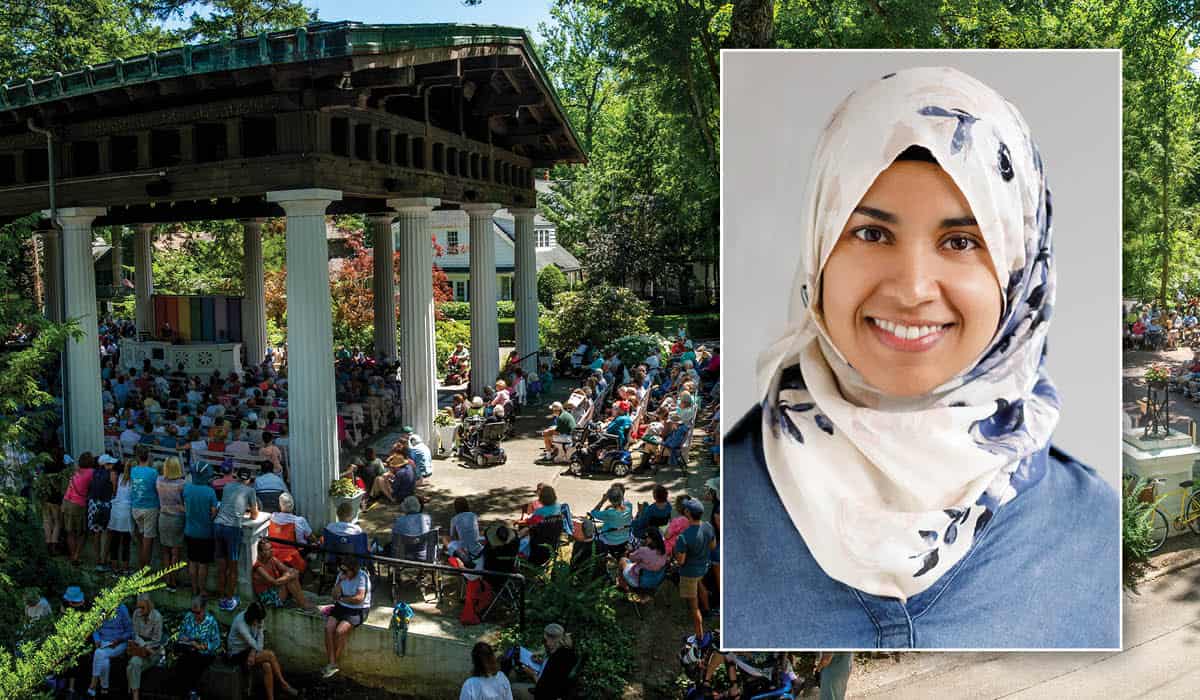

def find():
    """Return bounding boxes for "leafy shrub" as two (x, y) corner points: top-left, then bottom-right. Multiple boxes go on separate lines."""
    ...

(497, 300), (516, 317)
(435, 319), (471, 374)
(499, 318), (515, 344)
(498, 560), (634, 699)
(1118, 475), (1156, 585)
(439, 301), (471, 321)
(538, 265), (568, 308)
(542, 285), (651, 355)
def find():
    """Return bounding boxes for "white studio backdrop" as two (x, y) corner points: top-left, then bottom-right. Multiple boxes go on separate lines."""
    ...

(721, 50), (1122, 489)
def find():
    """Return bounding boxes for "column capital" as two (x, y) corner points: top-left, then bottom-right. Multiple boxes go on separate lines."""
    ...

(238, 217), (266, 228)
(509, 207), (539, 219)
(267, 188), (342, 216)
(462, 202), (503, 218)
(43, 207), (107, 226)
(364, 212), (396, 224)
(134, 222), (155, 233)
(387, 197), (441, 213)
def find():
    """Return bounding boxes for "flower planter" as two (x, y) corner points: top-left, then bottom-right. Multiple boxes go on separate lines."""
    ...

(435, 424), (458, 458)
(332, 490), (365, 523)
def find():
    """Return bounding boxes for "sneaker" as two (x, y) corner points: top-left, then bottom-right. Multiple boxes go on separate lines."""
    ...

(165, 584), (177, 593)
(218, 598), (235, 611)
(94, 564), (109, 573)
(321, 664), (339, 679)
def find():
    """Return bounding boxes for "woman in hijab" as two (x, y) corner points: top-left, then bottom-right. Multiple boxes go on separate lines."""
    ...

(722, 66), (1118, 649)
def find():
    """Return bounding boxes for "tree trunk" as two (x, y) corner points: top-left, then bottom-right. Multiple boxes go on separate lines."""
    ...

(1159, 83), (1170, 309)
(725, 0), (776, 49)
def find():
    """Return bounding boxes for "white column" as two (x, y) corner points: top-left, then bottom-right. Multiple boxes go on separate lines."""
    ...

(389, 198), (441, 443)
(133, 223), (154, 335)
(42, 226), (62, 322)
(45, 207), (107, 457)
(511, 208), (539, 374)
(241, 218), (267, 366)
(369, 213), (398, 362)
(464, 203), (501, 396)
(266, 188), (342, 530)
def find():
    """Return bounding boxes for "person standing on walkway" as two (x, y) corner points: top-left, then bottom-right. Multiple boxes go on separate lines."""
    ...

(129, 446), (160, 571)
(815, 652), (852, 700)
(214, 466), (259, 611)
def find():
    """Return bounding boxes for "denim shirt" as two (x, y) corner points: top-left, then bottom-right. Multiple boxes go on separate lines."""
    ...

(723, 405), (1120, 649)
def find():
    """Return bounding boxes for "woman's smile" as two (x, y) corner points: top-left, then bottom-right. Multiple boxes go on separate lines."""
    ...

(866, 316), (955, 351)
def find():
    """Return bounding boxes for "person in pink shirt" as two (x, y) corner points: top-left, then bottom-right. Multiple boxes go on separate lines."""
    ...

(664, 495), (691, 558)
(617, 528), (669, 591)
(62, 453), (95, 564)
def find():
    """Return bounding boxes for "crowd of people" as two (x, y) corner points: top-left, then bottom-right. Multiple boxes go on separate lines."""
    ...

(1124, 299), (1200, 351)
(17, 312), (724, 699)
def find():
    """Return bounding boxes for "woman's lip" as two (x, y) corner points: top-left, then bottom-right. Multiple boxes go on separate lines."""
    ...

(866, 318), (951, 352)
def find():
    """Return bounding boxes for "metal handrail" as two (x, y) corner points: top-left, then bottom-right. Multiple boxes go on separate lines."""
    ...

(263, 535), (527, 632)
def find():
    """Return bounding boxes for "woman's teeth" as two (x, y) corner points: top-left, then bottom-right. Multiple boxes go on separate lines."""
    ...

(871, 318), (944, 340)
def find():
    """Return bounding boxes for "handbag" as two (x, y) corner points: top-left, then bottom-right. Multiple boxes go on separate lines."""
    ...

(126, 640), (151, 658)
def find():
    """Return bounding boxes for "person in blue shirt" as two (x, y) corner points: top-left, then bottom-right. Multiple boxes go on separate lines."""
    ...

(89, 600), (133, 695)
(631, 484), (673, 538)
(400, 426), (434, 479)
(604, 408), (633, 450)
(183, 464), (219, 598)
(588, 486), (633, 557)
(128, 446), (160, 570)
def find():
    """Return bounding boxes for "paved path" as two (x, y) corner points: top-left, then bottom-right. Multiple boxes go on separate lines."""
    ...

(849, 558), (1200, 699)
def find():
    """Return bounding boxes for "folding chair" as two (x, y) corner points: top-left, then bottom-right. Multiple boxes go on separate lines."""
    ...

(526, 515), (564, 568)
(480, 539), (521, 623)
(256, 490), (283, 512)
(390, 527), (442, 602)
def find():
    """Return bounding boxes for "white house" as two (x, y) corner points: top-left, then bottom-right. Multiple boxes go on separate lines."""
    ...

(432, 180), (581, 302)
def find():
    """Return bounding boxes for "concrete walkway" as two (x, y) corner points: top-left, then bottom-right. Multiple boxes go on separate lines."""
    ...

(849, 552), (1200, 699)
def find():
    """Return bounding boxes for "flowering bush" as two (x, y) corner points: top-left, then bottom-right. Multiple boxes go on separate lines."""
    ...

(328, 477), (361, 498)
(603, 334), (669, 370)
(1145, 365), (1170, 383)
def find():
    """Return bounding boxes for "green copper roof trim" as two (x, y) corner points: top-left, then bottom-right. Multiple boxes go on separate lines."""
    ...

(0, 21), (583, 157)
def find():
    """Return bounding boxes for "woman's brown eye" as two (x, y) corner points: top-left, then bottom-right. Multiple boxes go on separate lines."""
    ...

(853, 227), (885, 243)
(946, 236), (978, 251)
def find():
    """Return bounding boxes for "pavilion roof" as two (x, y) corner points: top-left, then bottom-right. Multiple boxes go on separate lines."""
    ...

(0, 20), (584, 163)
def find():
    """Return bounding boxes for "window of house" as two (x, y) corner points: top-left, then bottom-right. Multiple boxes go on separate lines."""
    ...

(536, 229), (553, 248)
(454, 280), (467, 301)
(447, 231), (459, 249)
(500, 275), (513, 301)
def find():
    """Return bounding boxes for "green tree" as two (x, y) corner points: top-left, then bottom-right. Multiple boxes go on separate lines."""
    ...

(0, 1), (175, 78)
(153, 0), (316, 42)
(537, 264), (568, 308)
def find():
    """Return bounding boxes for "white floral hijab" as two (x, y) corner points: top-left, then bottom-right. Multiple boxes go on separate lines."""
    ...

(757, 66), (1060, 600)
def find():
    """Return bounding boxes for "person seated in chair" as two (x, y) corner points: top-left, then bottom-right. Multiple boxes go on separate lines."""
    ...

(616, 528), (669, 592)
(254, 462), (287, 500)
(390, 496), (433, 552)
(540, 402), (576, 462)
(267, 492), (316, 573)
(603, 405), (634, 450)
(631, 485), (673, 539)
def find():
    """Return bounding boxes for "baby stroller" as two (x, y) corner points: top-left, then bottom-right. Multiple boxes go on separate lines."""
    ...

(458, 416), (507, 467)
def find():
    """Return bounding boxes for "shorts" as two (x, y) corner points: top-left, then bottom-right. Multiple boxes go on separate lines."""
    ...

(158, 512), (185, 548)
(227, 650), (251, 668)
(185, 536), (215, 564)
(257, 588), (283, 608)
(63, 500), (87, 534)
(330, 604), (366, 627)
(132, 508), (159, 539)
(679, 575), (702, 599)
(213, 523), (241, 560)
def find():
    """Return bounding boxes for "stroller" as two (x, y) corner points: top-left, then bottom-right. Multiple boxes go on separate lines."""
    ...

(457, 416), (507, 467)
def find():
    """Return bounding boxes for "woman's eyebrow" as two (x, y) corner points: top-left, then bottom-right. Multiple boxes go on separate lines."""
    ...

(940, 215), (978, 228)
(852, 205), (897, 223)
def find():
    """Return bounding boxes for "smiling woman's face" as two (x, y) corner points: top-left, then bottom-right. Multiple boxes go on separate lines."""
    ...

(820, 160), (1002, 397)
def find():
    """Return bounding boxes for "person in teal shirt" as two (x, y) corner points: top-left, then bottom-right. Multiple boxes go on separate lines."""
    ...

(176, 596), (221, 700)
(605, 411), (633, 449)
(588, 486), (632, 556)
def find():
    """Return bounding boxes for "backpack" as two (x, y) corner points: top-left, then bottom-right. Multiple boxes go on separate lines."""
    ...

(389, 601), (415, 656)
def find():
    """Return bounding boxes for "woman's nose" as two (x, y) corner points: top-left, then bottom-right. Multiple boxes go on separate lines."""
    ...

(881, 246), (941, 307)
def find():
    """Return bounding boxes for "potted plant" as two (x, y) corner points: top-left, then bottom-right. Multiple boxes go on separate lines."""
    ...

(1145, 364), (1170, 386)
(328, 477), (365, 522)
(434, 409), (458, 458)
